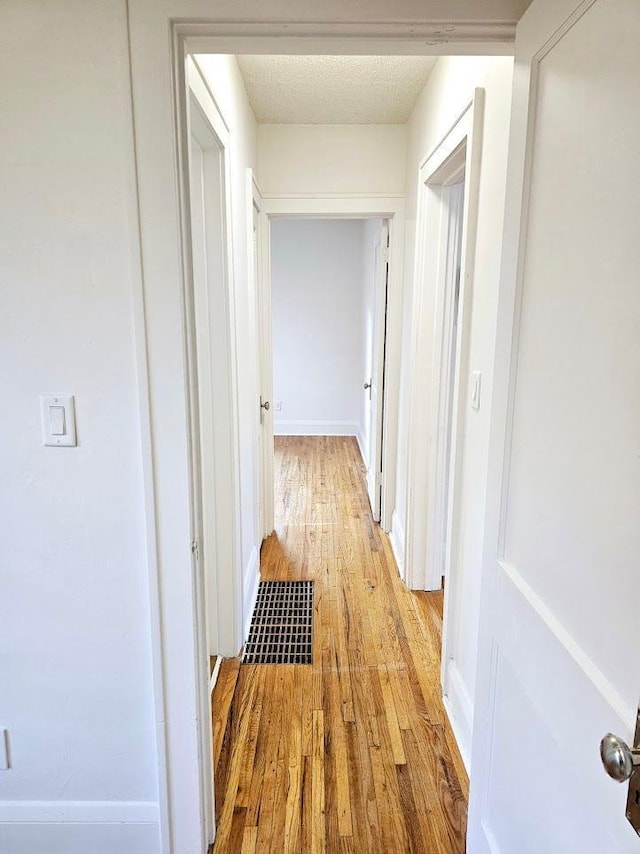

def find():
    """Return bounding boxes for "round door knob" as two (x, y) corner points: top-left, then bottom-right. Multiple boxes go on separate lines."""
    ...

(600, 733), (637, 782)
(261, 400), (270, 411)
(363, 382), (371, 390)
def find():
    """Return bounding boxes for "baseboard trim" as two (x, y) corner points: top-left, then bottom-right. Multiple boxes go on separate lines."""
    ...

(389, 510), (405, 579)
(0, 800), (159, 823)
(443, 660), (473, 774)
(243, 545), (260, 644)
(274, 420), (359, 437)
(356, 429), (367, 468)
(210, 655), (222, 695)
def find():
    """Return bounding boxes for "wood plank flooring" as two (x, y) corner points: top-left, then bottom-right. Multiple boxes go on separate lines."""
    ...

(212, 436), (468, 853)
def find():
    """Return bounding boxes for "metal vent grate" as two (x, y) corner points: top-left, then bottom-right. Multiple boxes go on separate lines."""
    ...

(242, 580), (314, 665)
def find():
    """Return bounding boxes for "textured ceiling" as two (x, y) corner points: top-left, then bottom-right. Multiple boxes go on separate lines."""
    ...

(236, 55), (439, 124)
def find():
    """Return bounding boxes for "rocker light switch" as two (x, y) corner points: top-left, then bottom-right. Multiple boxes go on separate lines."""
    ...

(41, 395), (77, 446)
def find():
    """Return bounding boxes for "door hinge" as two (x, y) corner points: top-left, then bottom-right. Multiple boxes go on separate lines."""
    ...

(191, 539), (199, 559)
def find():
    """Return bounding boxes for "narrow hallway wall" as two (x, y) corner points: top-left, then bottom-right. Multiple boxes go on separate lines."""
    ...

(392, 55), (514, 766)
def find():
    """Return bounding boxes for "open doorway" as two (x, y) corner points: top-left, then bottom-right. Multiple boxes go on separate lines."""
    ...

(436, 176), (466, 589)
(267, 216), (390, 523)
(130, 20), (511, 846)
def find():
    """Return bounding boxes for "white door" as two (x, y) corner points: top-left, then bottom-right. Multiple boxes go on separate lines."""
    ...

(250, 174), (274, 541)
(469, 1), (640, 852)
(365, 221), (389, 521)
(253, 202), (264, 539)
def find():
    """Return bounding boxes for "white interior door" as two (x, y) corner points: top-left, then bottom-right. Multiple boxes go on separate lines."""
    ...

(250, 175), (274, 541)
(253, 202), (264, 539)
(469, 1), (640, 852)
(366, 220), (389, 521)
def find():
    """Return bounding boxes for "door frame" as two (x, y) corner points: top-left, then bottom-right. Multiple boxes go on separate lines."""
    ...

(184, 57), (244, 848)
(246, 170), (274, 541)
(187, 60), (244, 661)
(404, 91), (484, 593)
(365, 218), (390, 523)
(261, 196), (405, 535)
(127, 9), (514, 851)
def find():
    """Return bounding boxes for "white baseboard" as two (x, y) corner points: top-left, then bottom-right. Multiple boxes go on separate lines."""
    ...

(356, 428), (368, 467)
(389, 510), (405, 579)
(274, 420), (359, 436)
(0, 800), (159, 823)
(0, 815), (160, 854)
(210, 655), (222, 695)
(443, 660), (473, 774)
(243, 545), (260, 644)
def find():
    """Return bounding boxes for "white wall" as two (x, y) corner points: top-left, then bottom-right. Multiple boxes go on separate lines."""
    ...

(258, 124), (407, 196)
(393, 56), (514, 763)
(0, 2), (159, 851)
(195, 55), (260, 649)
(271, 219), (367, 440)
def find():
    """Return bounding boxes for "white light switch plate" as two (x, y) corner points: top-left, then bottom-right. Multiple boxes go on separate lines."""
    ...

(40, 394), (77, 446)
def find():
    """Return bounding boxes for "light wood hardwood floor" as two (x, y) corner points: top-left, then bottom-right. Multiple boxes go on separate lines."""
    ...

(211, 436), (468, 853)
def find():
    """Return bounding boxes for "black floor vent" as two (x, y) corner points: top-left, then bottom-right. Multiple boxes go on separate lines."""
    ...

(242, 580), (314, 665)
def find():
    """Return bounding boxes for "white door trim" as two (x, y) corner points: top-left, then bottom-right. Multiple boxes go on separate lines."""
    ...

(261, 195), (405, 534)
(184, 56), (243, 848)
(246, 170), (274, 541)
(404, 90), (485, 593)
(127, 10), (515, 852)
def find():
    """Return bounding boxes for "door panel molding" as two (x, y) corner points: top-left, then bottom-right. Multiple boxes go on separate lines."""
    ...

(480, 561), (632, 852)
(469, 1), (640, 850)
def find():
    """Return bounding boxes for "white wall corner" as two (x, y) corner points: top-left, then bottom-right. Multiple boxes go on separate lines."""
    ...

(389, 511), (405, 579)
(443, 660), (473, 774)
(242, 545), (260, 645)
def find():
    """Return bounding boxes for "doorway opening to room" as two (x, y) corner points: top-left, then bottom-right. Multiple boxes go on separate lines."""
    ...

(268, 216), (390, 524)
(174, 47), (484, 854)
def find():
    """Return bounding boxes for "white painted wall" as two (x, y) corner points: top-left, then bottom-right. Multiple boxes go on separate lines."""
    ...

(258, 124), (407, 196)
(0, 2), (159, 851)
(393, 56), (514, 762)
(195, 55), (260, 648)
(271, 219), (367, 440)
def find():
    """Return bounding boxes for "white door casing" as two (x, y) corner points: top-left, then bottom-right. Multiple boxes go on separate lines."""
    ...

(468, 1), (640, 851)
(127, 11), (516, 853)
(405, 92), (484, 593)
(365, 221), (390, 522)
(261, 197), (405, 534)
(247, 171), (274, 542)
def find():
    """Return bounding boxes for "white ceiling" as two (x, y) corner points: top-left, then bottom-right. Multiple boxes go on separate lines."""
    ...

(236, 55), (439, 124)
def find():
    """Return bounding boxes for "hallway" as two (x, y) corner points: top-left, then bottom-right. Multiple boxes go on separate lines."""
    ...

(212, 436), (468, 852)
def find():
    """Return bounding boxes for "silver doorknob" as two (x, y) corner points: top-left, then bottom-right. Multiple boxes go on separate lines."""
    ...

(260, 400), (270, 411)
(600, 733), (640, 782)
(363, 382), (371, 390)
